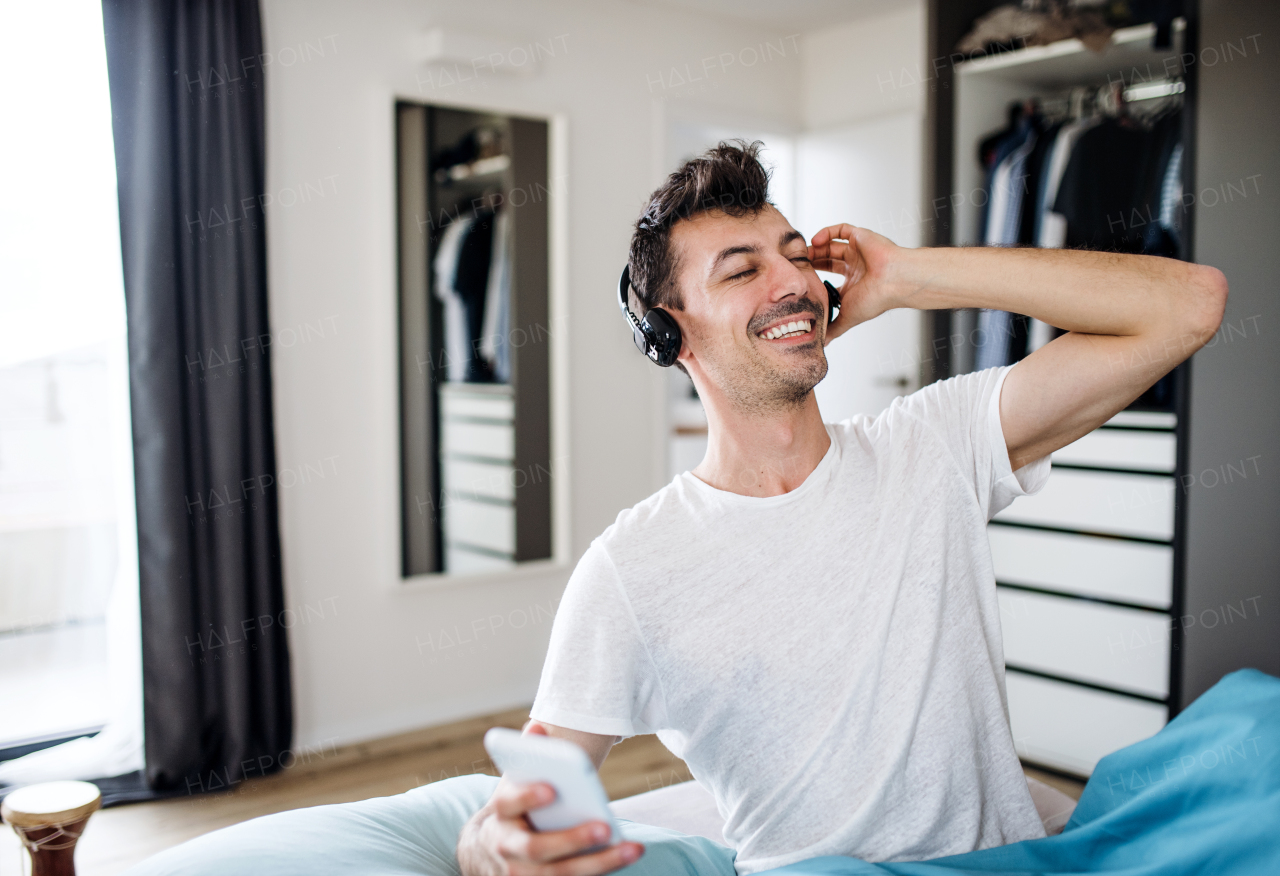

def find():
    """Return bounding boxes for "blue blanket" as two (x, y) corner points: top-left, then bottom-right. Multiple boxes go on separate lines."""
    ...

(764, 668), (1280, 875)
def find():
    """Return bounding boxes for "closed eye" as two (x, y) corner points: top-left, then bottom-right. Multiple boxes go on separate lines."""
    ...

(728, 267), (756, 281)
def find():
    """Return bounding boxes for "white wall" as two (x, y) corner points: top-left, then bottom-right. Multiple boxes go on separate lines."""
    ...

(259, 0), (805, 749)
(801, 3), (926, 129)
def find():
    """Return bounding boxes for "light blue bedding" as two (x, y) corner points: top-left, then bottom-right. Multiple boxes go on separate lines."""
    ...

(122, 772), (736, 875)
(125, 669), (1278, 875)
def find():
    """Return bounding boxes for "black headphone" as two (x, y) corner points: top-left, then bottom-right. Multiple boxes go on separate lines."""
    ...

(617, 265), (842, 367)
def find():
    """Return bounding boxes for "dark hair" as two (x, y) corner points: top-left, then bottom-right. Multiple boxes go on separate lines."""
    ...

(627, 139), (774, 319)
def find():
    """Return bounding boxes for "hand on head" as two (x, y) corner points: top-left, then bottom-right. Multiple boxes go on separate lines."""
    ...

(808, 224), (902, 343)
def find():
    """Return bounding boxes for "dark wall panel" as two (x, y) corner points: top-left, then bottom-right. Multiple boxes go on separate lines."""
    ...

(1182, 1), (1280, 705)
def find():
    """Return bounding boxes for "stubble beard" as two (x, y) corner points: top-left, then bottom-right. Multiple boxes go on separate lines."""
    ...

(715, 336), (829, 415)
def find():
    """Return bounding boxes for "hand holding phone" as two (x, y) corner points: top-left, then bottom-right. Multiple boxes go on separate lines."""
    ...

(459, 726), (643, 876)
(483, 727), (621, 848)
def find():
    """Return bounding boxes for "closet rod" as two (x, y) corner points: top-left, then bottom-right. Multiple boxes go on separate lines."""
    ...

(1123, 79), (1186, 102)
(1032, 76), (1184, 118)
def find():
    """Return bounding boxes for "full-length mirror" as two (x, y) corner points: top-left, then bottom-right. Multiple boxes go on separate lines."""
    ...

(396, 104), (551, 578)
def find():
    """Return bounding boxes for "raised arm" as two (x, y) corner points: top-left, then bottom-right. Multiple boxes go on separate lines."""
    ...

(809, 224), (1227, 469)
(457, 721), (643, 876)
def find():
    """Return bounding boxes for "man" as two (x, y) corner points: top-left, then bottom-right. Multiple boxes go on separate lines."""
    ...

(457, 141), (1226, 876)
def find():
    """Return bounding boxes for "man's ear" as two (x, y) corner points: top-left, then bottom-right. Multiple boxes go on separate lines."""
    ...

(673, 311), (697, 371)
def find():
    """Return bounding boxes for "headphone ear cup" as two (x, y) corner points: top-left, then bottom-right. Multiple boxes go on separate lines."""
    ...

(642, 308), (683, 367)
(630, 323), (650, 357)
(824, 280), (842, 325)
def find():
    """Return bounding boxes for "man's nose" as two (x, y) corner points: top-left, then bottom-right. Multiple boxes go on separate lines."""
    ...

(765, 256), (809, 302)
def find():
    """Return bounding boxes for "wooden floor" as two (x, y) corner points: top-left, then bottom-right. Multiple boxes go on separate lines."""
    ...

(1, 707), (1083, 875)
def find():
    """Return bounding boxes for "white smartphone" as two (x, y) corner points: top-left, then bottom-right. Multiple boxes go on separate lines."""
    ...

(483, 727), (620, 846)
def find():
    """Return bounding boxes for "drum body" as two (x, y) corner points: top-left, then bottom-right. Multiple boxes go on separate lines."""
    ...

(2, 780), (102, 876)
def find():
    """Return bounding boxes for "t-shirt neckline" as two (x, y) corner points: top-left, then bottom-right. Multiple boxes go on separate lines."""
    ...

(680, 423), (839, 507)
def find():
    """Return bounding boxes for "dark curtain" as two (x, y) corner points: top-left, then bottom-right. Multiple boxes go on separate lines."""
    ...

(101, 0), (292, 794)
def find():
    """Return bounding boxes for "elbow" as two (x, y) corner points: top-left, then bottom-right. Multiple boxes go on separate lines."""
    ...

(1184, 264), (1228, 345)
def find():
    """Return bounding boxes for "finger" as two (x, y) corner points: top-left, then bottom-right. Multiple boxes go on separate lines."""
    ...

(523, 721), (551, 737)
(809, 223), (860, 248)
(542, 842), (645, 876)
(493, 781), (556, 819)
(502, 820), (614, 863)
(808, 239), (855, 265)
(811, 258), (849, 277)
(811, 255), (855, 278)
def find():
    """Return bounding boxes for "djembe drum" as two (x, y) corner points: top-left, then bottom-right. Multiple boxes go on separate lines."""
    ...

(1, 780), (101, 876)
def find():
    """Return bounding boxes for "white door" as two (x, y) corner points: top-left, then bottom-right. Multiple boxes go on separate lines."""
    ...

(797, 111), (925, 423)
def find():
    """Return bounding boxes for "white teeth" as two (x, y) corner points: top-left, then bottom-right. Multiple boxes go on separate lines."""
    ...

(758, 319), (812, 340)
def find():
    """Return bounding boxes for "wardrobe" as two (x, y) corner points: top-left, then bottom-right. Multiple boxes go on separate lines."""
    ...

(930, 0), (1280, 779)
(928, 9), (1196, 777)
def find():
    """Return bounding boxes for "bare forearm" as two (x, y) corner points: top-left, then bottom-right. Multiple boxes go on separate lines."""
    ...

(888, 246), (1224, 341)
(809, 223), (1228, 470)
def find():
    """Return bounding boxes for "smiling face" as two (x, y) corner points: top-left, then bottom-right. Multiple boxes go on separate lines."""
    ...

(669, 205), (830, 413)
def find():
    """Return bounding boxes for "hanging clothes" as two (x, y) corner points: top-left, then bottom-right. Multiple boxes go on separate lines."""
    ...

(1026, 114), (1100, 353)
(1156, 142), (1184, 249)
(1017, 119), (1062, 245)
(479, 207), (512, 384)
(978, 106), (1035, 248)
(432, 205), (512, 384)
(433, 215), (474, 382)
(1137, 110), (1184, 257)
(975, 110), (1039, 371)
(1053, 120), (1149, 253)
(455, 209), (497, 382)
(973, 96), (1183, 368)
(1036, 114), (1103, 248)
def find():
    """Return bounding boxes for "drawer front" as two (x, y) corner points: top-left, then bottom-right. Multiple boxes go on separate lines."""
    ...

(1106, 411), (1176, 429)
(994, 469), (1175, 540)
(1006, 670), (1167, 776)
(440, 386), (514, 421)
(443, 458), (516, 501)
(989, 527), (1173, 609)
(442, 420), (514, 461)
(1052, 429), (1176, 473)
(998, 588), (1170, 698)
(444, 498), (515, 554)
(444, 544), (516, 574)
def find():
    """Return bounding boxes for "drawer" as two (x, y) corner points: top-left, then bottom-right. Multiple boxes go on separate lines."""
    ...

(443, 458), (516, 501)
(442, 420), (514, 461)
(1052, 429), (1176, 473)
(998, 588), (1170, 698)
(1006, 670), (1167, 776)
(440, 385), (514, 421)
(993, 469), (1174, 541)
(989, 527), (1172, 609)
(1105, 410), (1175, 429)
(445, 543), (516, 574)
(443, 498), (515, 554)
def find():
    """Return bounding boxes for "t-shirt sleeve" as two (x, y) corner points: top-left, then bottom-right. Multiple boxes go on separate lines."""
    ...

(892, 364), (1051, 521)
(529, 538), (665, 739)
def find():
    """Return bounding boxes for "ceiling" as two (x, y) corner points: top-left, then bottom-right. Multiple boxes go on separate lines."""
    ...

(623, 0), (914, 30)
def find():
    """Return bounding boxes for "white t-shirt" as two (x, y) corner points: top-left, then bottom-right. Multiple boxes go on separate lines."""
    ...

(530, 365), (1050, 873)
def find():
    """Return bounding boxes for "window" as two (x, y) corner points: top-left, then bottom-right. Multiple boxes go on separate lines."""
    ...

(0, 0), (139, 754)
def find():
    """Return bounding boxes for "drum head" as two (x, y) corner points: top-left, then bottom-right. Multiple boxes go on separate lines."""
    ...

(1, 781), (102, 827)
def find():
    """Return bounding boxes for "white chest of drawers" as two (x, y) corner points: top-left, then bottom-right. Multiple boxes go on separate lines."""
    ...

(992, 410), (1179, 776)
(438, 383), (517, 574)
